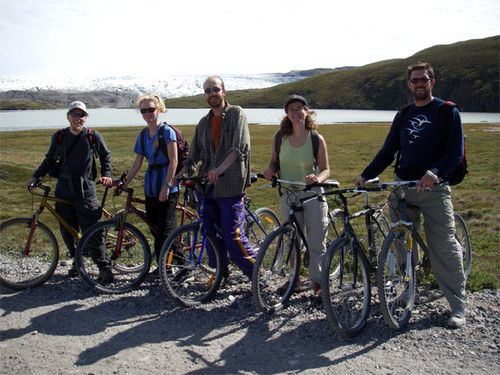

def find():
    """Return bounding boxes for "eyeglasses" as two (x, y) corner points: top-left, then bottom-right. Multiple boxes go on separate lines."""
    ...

(69, 110), (87, 118)
(204, 87), (222, 95)
(140, 107), (156, 114)
(409, 77), (432, 84)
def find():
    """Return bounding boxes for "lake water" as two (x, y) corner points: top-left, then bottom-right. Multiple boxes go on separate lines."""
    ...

(1, 108), (499, 131)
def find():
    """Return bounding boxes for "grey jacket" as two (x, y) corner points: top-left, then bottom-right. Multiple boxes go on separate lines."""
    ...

(188, 103), (250, 198)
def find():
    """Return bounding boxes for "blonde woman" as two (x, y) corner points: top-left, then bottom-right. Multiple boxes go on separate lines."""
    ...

(123, 95), (179, 276)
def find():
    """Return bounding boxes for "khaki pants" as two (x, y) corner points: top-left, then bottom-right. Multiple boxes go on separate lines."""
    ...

(389, 184), (467, 312)
(280, 188), (329, 284)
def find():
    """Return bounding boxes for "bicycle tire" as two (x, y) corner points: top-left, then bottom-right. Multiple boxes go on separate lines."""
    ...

(0, 218), (59, 289)
(326, 208), (344, 248)
(454, 213), (472, 279)
(377, 230), (416, 330)
(75, 220), (151, 294)
(369, 211), (390, 265)
(245, 207), (280, 254)
(252, 225), (300, 314)
(159, 223), (223, 307)
(321, 237), (371, 338)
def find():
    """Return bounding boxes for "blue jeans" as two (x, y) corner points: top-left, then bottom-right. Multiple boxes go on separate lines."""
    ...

(203, 187), (255, 279)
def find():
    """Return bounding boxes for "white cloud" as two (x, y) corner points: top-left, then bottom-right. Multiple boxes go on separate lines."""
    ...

(0, 0), (499, 78)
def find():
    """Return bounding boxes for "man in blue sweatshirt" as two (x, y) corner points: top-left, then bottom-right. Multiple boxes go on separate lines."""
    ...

(356, 62), (467, 329)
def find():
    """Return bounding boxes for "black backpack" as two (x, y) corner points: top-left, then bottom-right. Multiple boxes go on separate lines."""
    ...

(394, 101), (468, 185)
(49, 127), (98, 179)
(140, 122), (189, 175)
(273, 129), (320, 174)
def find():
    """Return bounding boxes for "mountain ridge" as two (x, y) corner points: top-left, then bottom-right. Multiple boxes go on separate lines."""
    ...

(1, 36), (498, 112)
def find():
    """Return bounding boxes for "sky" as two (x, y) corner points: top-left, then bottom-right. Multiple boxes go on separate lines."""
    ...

(1, 0), (499, 79)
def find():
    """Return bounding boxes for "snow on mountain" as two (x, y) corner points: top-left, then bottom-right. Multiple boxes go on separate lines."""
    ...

(0, 73), (304, 98)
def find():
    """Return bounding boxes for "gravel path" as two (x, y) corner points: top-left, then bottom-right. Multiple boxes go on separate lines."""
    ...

(1, 262), (499, 375)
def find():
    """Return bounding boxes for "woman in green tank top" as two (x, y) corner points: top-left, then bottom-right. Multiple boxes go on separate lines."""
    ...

(263, 95), (331, 295)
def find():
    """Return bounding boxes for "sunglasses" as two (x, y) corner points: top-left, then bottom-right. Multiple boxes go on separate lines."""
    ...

(204, 87), (222, 95)
(140, 107), (156, 114)
(409, 77), (432, 84)
(69, 110), (87, 118)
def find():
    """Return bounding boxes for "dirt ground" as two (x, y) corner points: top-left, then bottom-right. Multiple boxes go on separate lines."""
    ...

(1, 265), (499, 375)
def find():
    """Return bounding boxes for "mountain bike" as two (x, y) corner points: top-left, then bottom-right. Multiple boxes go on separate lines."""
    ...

(0, 178), (116, 290)
(251, 177), (341, 314)
(159, 174), (280, 307)
(320, 179), (389, 338)
(376, 180), (472, 330)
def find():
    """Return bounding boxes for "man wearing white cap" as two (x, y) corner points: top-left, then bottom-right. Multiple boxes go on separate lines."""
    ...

(27, 101), (114, 282)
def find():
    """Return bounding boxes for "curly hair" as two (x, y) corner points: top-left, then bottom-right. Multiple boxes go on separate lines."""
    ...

(279, 108), (317, 136)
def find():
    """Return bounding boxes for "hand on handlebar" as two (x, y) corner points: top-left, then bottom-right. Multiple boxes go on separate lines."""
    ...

(99, 176), (113, 187)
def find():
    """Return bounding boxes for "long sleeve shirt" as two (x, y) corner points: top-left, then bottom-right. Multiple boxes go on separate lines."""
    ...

(188, 103), (251, 198)
(362, 98), (464, 181)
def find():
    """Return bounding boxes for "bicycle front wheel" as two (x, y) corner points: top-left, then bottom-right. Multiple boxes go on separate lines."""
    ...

(245, 207), (280, 254)
(454, 213), (472, 279)
(75, 220), (151, 294)
(159, 223), (223, 307)
(252, 225), (300, 314)
(0, 218), (59, 289)
(377, 230), (416, 330)
(321, 237), (370, 338)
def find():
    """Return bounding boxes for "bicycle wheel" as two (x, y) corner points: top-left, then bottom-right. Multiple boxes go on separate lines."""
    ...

(252, 225), (300, 314)
(377, 230), (416, 330)
(368, 211), (390, 264)
(75, 220), (151, 294)
(159, 223), (223, 307)
(454, 213), (472, 279)
(0, 218), (59, 289)
(245, 207), (280, 253)
(326, 208), (344, 248)
(321, 237), (371, 338)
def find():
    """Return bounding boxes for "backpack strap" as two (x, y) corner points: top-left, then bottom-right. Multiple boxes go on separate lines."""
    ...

(86, 128), (98, 159)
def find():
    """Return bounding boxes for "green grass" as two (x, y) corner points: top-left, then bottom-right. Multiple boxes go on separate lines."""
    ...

(0, 123), (498, 290)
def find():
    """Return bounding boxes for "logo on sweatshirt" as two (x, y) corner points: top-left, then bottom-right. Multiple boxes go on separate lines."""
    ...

(407, 115), (431, 144)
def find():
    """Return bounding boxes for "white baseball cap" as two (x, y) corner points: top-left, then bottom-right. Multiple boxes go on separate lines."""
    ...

(67, 101), (88, 115)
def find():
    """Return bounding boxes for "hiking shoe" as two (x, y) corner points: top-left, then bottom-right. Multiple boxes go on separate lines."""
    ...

(277, 278), (301, 296)
(149, 267), (160, 279)
(447, 309), (466, 329)
(97, 268), (114, 284)
(312, 282), (321, 295)
(67, 263), (78, 278)
(171, 268), (190, 284)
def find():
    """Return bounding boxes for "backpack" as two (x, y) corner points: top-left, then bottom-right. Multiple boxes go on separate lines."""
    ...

(274, 129), (320, 173)
(140, 122), (189, 175)
(394, 101), (468, 185)
(49, 127), (98, 180)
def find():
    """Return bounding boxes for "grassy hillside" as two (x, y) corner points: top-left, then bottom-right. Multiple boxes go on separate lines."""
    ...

(166, 36), (500, 112)
(0, 123), (498, 291)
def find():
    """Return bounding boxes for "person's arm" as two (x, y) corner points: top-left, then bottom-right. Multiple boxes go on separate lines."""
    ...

(26, 134), (58, 187)
(357, 113), (401, 185)
(306, 134), (330, 185)
(96, 132), (112, 187)
(123, 154), (144, 187)
(159, 141), (177, 202)
(263, 133), (278, 180)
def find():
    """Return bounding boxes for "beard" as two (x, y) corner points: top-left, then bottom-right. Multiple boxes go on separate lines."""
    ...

(207, 96), (223, 108)
(412, 87), (432, 101)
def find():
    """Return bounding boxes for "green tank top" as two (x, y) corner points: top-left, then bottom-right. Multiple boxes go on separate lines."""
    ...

(279, 131), (318, 182)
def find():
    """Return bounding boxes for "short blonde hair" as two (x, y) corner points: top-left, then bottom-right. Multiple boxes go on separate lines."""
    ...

(136, 95), (166, 113)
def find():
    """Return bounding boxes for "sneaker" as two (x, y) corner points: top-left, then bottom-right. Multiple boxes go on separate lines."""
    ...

(447, 309), (466, 329)
(97, 268), (114, 284)
(67, 263), (78, 278)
